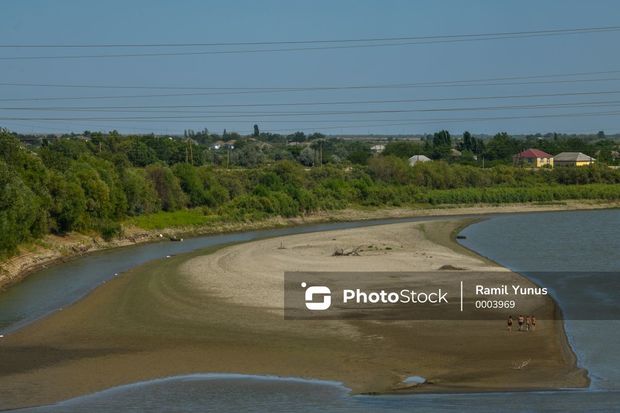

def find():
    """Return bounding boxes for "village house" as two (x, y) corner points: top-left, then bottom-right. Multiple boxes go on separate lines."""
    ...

(553, 152), (596, 167)
(513, 148), (554, 168)
(408, 154), (431, 166)
(370, 144), (386, 154)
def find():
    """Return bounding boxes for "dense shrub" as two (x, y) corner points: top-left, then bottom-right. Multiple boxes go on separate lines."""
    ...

(2, 130), (620, 256)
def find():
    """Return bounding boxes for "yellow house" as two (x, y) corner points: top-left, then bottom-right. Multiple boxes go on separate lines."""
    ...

(513, 148), (554, 168)
(553, 152), (596, 167)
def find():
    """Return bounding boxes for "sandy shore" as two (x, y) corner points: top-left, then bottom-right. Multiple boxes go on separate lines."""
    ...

(2, 200), (618, 291)
(0, 217), (588, 410)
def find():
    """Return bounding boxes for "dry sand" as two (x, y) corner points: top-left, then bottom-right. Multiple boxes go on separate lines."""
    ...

(0, 219), (588, 410)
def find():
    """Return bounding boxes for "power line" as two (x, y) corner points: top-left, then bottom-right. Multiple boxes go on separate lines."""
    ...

(1, 26), (619, 60)
(2, 69), (620, 91)
(0, 120), (160, 134)
(2, 25), (618, 48)
(3, 77), (620, 102)
(2, 109), (620, 123)
(4, 89), (620, 111)
(3, 99), (620, 117)
(265, 118), (620, 133)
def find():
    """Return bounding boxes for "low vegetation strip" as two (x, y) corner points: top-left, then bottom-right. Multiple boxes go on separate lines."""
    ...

(127, 184), (620, 230)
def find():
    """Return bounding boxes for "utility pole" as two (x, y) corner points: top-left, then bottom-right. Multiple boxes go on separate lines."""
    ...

(189, 139), (194, 165)
(226, 145), (233, 168)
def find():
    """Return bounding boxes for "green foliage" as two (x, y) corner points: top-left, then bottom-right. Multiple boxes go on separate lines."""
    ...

(120, 168), (159, 216)
(485, 132), (521, 161)
(2, 129), (620, 256)
(128, 209), (219, 230)
(424, 184), (620, 205)
(383, 141), (425, 158)
(367, 156), (410, 184)
(47, 171), (87, 232)
(173, 163), (209, 207)
(98, 220), (122, 241)
(126, 140), (158, 167)
(0, 161), (42, 253)
(145, 164), (187, 211)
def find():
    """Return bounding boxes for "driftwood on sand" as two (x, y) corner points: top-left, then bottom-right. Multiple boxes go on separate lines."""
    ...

(332, 246), (362, 256)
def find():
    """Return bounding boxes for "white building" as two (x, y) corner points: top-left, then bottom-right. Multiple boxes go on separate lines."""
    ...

(408, 154), (431, 166)
(371, 144), (386, 153)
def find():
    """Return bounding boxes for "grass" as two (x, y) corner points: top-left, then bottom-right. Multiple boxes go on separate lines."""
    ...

(126, 184), (620, 232)
(126, 209), (222, 230)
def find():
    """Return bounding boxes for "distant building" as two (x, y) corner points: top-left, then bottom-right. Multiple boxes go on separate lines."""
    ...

(408, 154), (431, 166)
(553, 152), (596, 167)
(450, 148), (462, 158)
(513, 148), (554, 168)
(371, 144), (386, 154)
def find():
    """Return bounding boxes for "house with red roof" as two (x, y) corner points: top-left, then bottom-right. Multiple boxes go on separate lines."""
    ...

(513, 148), (554, 168)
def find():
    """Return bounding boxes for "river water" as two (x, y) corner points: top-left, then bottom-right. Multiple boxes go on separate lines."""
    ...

(0, 215), (469, 335)
(5, 209), (620, 412)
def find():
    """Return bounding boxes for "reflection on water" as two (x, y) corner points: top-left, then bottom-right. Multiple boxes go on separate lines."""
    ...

(16, 374), (620, 413)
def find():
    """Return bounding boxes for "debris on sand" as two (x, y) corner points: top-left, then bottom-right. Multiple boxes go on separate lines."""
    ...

(438, 264), (467, 271)
(512, 359), (531, 370)
(332, 246), (362, 256)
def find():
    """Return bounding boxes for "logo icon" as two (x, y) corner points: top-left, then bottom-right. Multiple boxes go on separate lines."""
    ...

(301, 282), (331, 311)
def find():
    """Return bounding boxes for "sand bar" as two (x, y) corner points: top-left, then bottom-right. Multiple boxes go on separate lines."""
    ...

(0, 218), (588, 410)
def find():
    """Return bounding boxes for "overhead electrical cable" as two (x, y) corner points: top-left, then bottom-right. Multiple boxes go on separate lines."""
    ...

(1, 25), (618, 48)
(3, 77), (620, 102)
(1, 26), (619, 60)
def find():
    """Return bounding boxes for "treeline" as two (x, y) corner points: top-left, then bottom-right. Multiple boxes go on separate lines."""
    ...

(2, 131), (620, 256)
(13, 128), (620, 170)
(383, 130), (620, 164)
(17, 129), (373, 168)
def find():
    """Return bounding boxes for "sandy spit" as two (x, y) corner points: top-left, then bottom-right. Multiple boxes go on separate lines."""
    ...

(0, 218), (588, 410)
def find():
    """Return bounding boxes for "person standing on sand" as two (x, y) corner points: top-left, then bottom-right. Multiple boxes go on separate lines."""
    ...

(526, 315), (532, 332)
(531, 316), (536, 331)
(518, 314), (524, 331)
(507, 315), (513, 332)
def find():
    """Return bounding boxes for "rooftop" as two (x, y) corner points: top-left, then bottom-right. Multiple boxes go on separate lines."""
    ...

(408, 155), (431, 161)
(516, 148), (553, 158)
(553, 152), (595, 162)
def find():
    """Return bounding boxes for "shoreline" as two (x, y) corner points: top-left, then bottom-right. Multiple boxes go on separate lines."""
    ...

(453, 222), (587, 389)
(9, 371), (597, 412)
(2, 200), (619, 292)
(0, 216), (589, 410)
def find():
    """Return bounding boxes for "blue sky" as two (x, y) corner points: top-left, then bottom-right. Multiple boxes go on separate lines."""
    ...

(2, 0), (620, 135)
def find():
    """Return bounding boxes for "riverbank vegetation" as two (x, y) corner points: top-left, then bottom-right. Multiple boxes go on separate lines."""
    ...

(2, 129), (620, 256)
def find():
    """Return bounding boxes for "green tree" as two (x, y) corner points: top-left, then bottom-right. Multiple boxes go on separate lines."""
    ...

(383, 141), (425, 158)
(47, 171), (87, 233)
(0, 161), (41, 253)
(120, 168), (160, 215)
(173, 163), (208, 207)
(298, 147), (315, 166)
(367, 156), (410, 184)
(145, 164), (187, 211)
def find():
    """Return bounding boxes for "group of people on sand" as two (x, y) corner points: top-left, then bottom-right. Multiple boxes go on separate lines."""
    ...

(506, 314), (536, 332)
